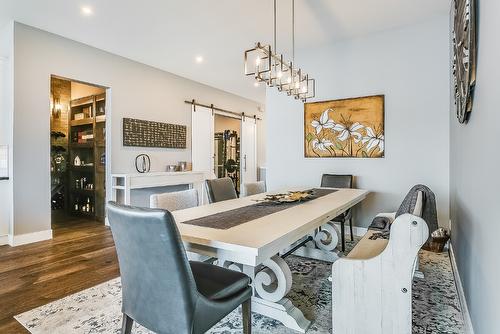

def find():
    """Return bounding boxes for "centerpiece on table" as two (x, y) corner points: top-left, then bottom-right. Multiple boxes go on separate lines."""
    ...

(256, 190), (316, 205)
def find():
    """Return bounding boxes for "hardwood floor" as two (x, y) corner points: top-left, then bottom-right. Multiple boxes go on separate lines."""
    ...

(0, 217), (119, 333)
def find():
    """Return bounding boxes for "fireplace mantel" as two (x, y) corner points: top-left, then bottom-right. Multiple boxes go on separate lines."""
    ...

(111, 171), (210, 206)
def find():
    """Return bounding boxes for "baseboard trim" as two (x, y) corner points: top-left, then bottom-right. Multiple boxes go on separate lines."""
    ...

(449, 243), (475, 334)
(0, 234), (9, 246)
(8, 229), (53, 246)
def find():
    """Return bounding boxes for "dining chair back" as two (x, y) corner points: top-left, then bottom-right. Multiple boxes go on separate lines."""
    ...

(320, 174), (353, 189)
(321, 174), (354, 252)
(241, 181), (266, 197)
(150, 189), (198, 211)
(205, 177), (238, 203)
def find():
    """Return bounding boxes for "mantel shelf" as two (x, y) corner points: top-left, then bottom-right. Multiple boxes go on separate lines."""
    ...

(111, 171), (211, 206)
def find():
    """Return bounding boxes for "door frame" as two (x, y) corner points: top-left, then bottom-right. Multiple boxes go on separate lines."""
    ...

(49, 75), (112, 227)
(240, 115), (257, 185)
(191, 105), (258, 192)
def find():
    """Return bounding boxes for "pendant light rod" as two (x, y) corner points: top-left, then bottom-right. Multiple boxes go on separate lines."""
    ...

(292, 0), (295, 63)
(273, 0), (277, 51)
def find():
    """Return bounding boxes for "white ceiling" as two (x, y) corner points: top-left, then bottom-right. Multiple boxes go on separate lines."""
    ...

(1, 0), (449, 103)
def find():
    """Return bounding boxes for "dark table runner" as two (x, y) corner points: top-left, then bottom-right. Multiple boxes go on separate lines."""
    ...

(183, 188), (337, 230)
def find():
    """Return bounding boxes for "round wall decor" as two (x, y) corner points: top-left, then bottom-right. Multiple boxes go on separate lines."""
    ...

(452, 0), (477, 124)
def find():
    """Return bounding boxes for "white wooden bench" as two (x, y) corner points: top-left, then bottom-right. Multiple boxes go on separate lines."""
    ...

(331, 192), (429, 334)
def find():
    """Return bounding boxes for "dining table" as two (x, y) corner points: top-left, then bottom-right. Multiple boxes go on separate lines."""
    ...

(172, 187), (369, 333)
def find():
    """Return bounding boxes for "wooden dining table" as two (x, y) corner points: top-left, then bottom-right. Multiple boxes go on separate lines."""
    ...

(172, 187), (369, 333)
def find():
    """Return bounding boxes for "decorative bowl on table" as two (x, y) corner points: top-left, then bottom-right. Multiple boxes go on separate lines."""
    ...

(257, 190), (315, 205)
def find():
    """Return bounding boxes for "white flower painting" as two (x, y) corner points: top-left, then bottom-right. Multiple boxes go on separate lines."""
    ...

(363, 127), (385, 153)
(311, 138), (333, 151)
(304, 95), (385, 158)
(311, 109), (335, 134)
(333, 122), (364, 142)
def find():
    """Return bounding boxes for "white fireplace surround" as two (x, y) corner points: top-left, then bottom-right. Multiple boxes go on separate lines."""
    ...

(111, 171), (212, 210)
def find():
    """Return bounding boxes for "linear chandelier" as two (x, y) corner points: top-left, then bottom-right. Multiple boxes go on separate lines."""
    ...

(244, 0), (315, 102)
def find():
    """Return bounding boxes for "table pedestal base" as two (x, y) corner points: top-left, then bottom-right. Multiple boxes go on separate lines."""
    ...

(220, 222), (342, 333)
(287, 222), (342, 263)
(251, 297), (311, 333)
(230, 255), (311, 333)
(292, 242), (340, 263)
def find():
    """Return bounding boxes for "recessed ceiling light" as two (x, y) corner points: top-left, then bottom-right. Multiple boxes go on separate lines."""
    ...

(195, 56), (203, 63)
(254, 82), (259, 87)
(81, 6), (93, 16)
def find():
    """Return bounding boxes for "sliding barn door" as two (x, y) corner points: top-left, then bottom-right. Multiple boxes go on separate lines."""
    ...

(241, 115), (257, 185)
(191, 105), (214, 175)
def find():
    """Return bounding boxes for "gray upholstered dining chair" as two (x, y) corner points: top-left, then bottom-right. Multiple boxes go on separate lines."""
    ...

(107, 202), (252, 334)
(241, 181), (266, 197)
(150, 188), (199, 211)
(321, 174), (353, 252)
(205, 177), (238, 203)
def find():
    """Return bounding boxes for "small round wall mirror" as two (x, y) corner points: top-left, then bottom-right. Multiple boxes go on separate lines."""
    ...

(135, 154), (151, 173)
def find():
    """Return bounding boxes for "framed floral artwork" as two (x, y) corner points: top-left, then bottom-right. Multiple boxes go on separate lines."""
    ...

(304, 95), (385, 158)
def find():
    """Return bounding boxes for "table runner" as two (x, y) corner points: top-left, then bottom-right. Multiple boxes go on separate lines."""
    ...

(183, 188), (337, 230)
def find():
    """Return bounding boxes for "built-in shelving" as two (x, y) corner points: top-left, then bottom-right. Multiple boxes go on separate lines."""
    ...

(68, 93), (106, 220)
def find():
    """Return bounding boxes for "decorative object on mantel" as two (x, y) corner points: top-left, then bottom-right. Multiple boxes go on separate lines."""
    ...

(452, 0), (477, 124)
(244, 0), (315, 102)
(178, 161), (187, 172)
(166, 165), (177, 172)
(304, 95), (385, 158)
(123, 118), (186, 149)
(135, 154), (151, 173)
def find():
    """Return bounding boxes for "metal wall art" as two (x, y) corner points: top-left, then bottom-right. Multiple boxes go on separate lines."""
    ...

(123, 118), (186, 149)
(452, 0), (477, 124)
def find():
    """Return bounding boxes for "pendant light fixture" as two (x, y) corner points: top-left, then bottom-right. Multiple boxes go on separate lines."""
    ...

(244, 0), (315, 102)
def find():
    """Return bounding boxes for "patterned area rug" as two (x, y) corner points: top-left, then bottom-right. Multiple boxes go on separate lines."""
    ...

(15, 239), (465, 334)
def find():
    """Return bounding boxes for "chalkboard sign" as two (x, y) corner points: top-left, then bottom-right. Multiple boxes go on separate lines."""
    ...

(123, 118), (186, 149)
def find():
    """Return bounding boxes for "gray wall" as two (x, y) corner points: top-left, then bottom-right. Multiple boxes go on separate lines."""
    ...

(12, 23), (263, 236)
(0, 21), (13, 239)
(266, 16), (450, 228)
(450, 1), (500, 332)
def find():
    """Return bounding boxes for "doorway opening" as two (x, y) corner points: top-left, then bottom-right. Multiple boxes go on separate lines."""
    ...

(50, 76), (108, 230)
(191, 104), (257, 197)
(214, 114), (241, 194)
